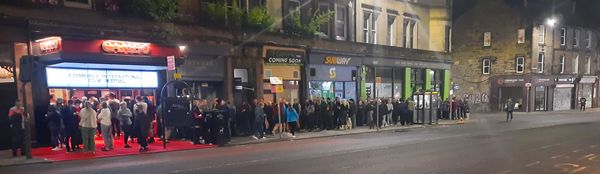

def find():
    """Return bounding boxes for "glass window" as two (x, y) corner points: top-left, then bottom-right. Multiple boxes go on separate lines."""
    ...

(537, 52), (544, 73)
(516, 57), (524, 73)
(560, 28), (567, 46)
(363, 12), (371, 43)
(335, 5), (347, 40)
(559, 56), (565, 74)
(538, 25), (545, 44)
(482, 59), (491, 74)
(393, 68), (403, 99)
(586, 56), (591, 74)
(376, 68), (393, 98)
(403, 19), (417, 48)
(573, 55), (579, 74)
(387, 15), (396, 46)
(318, 3), (331, 37)
(586, 31), (592, 48)
(573, 29), (580, 47)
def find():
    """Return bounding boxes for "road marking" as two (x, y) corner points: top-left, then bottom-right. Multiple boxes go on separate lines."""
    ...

(573, 149), (582, 153)
(590, 144), (598, 148)
(525, 161), (540, 167)
(554, 163), (586, 174)
(578, 154), (595, 160)
(551, 154), (564, 159)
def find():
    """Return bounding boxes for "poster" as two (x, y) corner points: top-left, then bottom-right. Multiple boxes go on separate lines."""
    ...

(0, 66), (14, 83)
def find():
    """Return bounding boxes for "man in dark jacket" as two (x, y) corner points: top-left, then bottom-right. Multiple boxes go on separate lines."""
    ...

(505, 98), (515, 122)
(392, 99), (401, 125)
(349, 99), (357, 127)
(59, 100), (78, 152)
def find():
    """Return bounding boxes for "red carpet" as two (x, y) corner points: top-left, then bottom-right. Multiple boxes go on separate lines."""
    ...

(32, 136), (214, 162)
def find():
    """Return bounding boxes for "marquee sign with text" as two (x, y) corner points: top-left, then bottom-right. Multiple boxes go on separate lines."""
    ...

(265, 49), (304, 65)
(101, 40), (151, 55)
(46, 68), (158, 88)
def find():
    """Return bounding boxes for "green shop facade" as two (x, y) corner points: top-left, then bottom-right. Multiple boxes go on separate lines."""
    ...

(307, 49), (452, 104)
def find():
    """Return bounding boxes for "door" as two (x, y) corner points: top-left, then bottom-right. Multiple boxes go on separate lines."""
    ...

(534, 86), (547, 111)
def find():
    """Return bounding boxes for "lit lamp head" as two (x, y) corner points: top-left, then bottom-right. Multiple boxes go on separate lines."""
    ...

(546, 17), (557, 27)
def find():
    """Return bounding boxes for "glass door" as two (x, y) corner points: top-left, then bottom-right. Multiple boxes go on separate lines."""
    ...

(534, 86), (547, 111)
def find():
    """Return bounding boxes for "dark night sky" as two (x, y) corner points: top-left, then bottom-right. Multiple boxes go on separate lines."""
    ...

(453, 0), (600, 28)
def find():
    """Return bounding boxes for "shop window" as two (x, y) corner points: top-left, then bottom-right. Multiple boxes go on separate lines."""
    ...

(482, 59), (491, 75)
(560, 28), (566, 46)
(573, 29), (580, 48)
(559, 56), (565, 74)
(363, 10), (379, 44)
(515, 57), (524, 73)
(538, 25), (545, 44)
(537, 52), (544, 73)
(64, 0), (92, 9)
(335, 4), (348, 41)
(393, 68), (403, 99)
(375, 68), (393, 98)
(293, 70), (299, 78)
(387, 15), (396, 46)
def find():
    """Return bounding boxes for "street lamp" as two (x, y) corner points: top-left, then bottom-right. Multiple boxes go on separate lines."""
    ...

(546, 17), (557, 27)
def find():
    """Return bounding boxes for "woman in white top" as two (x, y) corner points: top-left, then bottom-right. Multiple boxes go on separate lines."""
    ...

(97, 102), (113, 151)
(79, 101), (97, 153)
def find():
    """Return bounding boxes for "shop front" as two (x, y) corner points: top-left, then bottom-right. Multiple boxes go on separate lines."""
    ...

(261, 46), (306, 103)
(576, 76), (597, 109)
(28, 37), (180, 145)
(178, 44), (231, 100)
(491, 76), (526, 112)
(529, 76), (554, 112)
(552, 76), (575, 111)
(307, 50), (361, 100)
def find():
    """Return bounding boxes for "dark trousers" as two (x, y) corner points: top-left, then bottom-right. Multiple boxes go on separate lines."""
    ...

(506, 111), (513, 121)
(64, 127), (76, 150)
(121, 125), (132, 145)
(49, 127), (61, 147)
(254, 122), (264, 138)
(392, 113), (399, 125)
(11, 128), (24, 156)
(138, 134), (148, 148)
(112, 118), (121, 137)
(288, 121), (298, 136)
(580, 104), (586, 111)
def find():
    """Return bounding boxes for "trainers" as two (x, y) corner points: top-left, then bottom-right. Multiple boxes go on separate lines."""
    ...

(261, 137), (267, 140)
(292, 135), (296, 138)
(51, 147), (60, 151)
(252, 136), (259, 140)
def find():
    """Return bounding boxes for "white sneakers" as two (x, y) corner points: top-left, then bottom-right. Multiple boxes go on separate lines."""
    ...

(252, 136), (259, 140)
(51, 147), (60, 151)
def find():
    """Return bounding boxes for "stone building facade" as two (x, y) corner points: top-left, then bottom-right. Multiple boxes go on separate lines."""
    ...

(452, 0), (600, 112)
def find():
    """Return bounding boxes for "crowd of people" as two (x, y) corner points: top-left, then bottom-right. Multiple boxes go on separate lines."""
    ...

(43, 93), (157, 154)
(7, 94), (472, 157)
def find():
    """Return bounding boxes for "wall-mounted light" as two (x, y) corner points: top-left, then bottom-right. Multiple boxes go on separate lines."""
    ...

(546, 17), (557, 27)
(178, 45), (187, 52)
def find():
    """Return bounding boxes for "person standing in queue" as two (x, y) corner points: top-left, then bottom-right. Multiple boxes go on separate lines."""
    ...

(133, 96), (149, 152)
(117, 102), (133, 148)
(79, 101), (97, 154)
(60, 100), (77, 152)
(286, 104), (299, 138)
(253, 102), (267, 139)
(8, 99), (25, 157)
(97, 102), (113, 151)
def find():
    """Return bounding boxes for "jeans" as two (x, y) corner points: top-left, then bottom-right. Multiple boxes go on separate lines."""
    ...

(506, 111), (513, 121)
(101, 125), (113, 149)
(49, 127), (61, 147)
(81, 127), (96, 152)
(11, 128), (23, 156)
(254, 122), (264, 138)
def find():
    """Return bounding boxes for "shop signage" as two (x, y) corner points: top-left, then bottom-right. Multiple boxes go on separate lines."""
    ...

(46, 68), (158, 88)
(167, 56), (176, 71)
(275, 85), (284, 93)
(579, 76), (597, 84)
(556, 84), (575, 88)
(101, 40), (151, 55)
(36, 36), (62, 55)
(173, 73), (182, 79)
(265, 49), (304, 65)
(0, 66), (14, 83)
(329, 67), (337, 79)
(556, 77), (573, 83)
(497, 78), (524, 85)
(269, 77), (283, 85)
(324, 56), (352, 65)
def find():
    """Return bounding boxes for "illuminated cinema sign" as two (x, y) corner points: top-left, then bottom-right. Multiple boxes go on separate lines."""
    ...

(101, 40), (151, 55)
(35, 37), (62, 55)
(46, 68), (158, 88)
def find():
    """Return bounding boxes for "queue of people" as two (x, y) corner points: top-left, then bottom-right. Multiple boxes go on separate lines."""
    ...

(40, 94), (156, 154)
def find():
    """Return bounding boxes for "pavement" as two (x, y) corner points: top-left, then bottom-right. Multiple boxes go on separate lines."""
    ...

(1, 109), (599, 173)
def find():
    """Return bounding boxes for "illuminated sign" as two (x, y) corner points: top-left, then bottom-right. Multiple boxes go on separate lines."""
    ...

(101, 40), (151, 55)
(324, 56), (352, 65)
(46, 68), (158, 88)
(35, 37), (62, 54)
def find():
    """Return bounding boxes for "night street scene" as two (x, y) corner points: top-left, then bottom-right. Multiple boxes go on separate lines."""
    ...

(1, 0), (600, 173)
